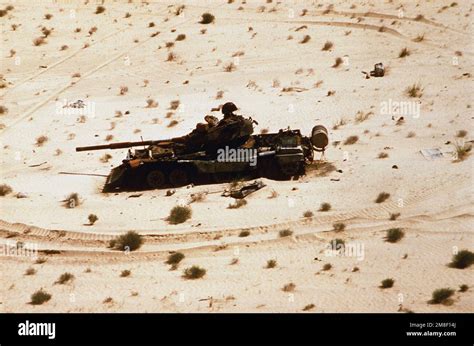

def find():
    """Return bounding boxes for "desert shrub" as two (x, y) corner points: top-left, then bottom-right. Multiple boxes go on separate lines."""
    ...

(282, 283), (296, 292)
(332, 57), (343, 68)
(228, 199), (247, 209)
(239, 230), (250, 237)
(0, 105), (8, 114)
(190, 192), (206, 203)
(103, 297), (113, 303)
(453, 142), (471, 161)
(380, 278), (394, 289)
(200, 13), (215, 24)
(303, 210), (313, 218)
(319, 202), (331, 212)
(183, 265), (206, 279)
(389, 212), (400, 221)
(35, 257), (47, 264)
(0, 184), (13, 196)
(407, 131), (416, 138)
(119, 86), (128, 95)
(230, 258), (239, 265)
(169, 100), (180, 110)
(176, 34), (186, 41)
(223, 62), (236, 72)
(329, 238), (345, 250)
(88, 214), (98, 225)
(385, 228), (404, 243)
(31, 289), (51, 305)
(55, 272), (74, 285)
(33, 37), (46, 46)
(378, 152), (389, 159)
(406, 83), (423, 98)
(95, 6), (105, 14)
(399, 47), (411, 58)
(266, 259), (277, 268)
(300, 35), (311, 44)
(322, 41), (333, 51)
(100, 153), (112, 163)
(25, 267), (36, 275)
(456, 130), (467, 138)
(64, 192), (80, 208)
(36, 135), (48, 146)
(375, 192), (390, 203)
(167, 205), (192, 224)
(322, 263), (332, 271)
(429, 288), (454, 304)
(413, 34), (424, 42)
(120, 270), (131, 277)
(344, 135), (358, 145)
(448, 250), (474, 269)
(167, 252), (185, 265)
(303, 304), (315, 311)
(332, 118), (347, 130)
(459, 284), (469, 292)
(146, 98), (158, 108)
(279, 229), (293, 237)
(168, 120), (179, 127)
(109, 231), (143, 251)
(333, 223), (345, 232)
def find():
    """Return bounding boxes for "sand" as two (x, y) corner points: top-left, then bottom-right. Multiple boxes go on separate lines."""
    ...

(0, 0), (472, 313)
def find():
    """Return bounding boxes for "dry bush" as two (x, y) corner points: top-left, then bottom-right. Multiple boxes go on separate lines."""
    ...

(332, 118), (347, 130)
(200, 13), (215, 24)
(31, 289), (51, 305)
(459, 284), (468, 292)
(268, 190), (278, 199)
(0, 184), (12, 197)
(303, 210), (313, 218)
(165, 41), (175, 49)
(407, 131), (416, 138)
(64, 192), (80, 208)
(148, 22), (155, 28)
(266, 259), (277, 268)
(322, 41), (333, 51)
(105, 134), (114, 141)
(33, 37), (46, 46)
(176, 34), (186, 41)
(60, 45), (68, 51)
(375, 192), (390, 203)
(456, 130), (467, 138)
(319, 202), (331, 212)
(25, 267), (36, 275)
(399, 47), (411, 58)
(333, 223), (345, 232)
(385, 228), (404, 243)
(322, 263), (332, 271)
(72, 72), (81, 78)
(429, 288), (454, 304)
(300, 35), (311, 44)
(168, 120), (179, 127)
(380, 278), (394, 289)
(239, 230), (250, 237)
(332, 57), (343, 68)
(125, 12), (131, 18)
(167, 205), (192, 224)
(166, 252), (185, 265)
(55, 272), (74, 285)
(389, 212), (400, 221)
(344, 135), (358, 145)
(448, 250), (474, 269)
(190, 192), (206, 203)
(413, 34), (425, 42)
(95, 6), (106, 14)
(453, 142), (471, 162)
(166, 52), (177, 61)
(88, 214), (98, 225)
(119, 86), (128, 95)
(120, 270), (131, 277)
(228, 199), (247, 209)
(109, 231), (143, 251)
(303, 304), (315, 311)
(146, 98), (158, 108)
(282, 283), (296, 292)
(169, 100), (180, 110)
(36, 135), (48, 146)
(406, 83), (423, 98)
(215, 90), (224, 99)
(355, 111), (372, 123)
(378, 152), (389, 159)
(223, 62), (237, 72)
(183, 266), (206, 279)
(279, 229), (293, 237)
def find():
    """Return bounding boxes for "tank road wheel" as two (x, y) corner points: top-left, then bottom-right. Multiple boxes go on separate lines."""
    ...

(169, 168), (189, 187)
(146, 170), (166, 189)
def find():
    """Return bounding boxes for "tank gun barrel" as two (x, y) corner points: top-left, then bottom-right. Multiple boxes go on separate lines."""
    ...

(75, 140), (169, 152)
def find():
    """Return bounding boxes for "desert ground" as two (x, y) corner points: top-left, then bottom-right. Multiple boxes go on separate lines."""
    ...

(0, 0), (473, 312)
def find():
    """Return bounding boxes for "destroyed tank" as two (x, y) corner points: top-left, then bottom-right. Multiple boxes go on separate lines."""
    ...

(76, 114), (328, 192)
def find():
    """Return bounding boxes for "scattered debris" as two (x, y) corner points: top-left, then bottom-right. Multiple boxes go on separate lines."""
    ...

(222, 180), (266, 199)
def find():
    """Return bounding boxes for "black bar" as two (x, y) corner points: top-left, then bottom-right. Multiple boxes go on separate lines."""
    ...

(0, 313), (472, 345)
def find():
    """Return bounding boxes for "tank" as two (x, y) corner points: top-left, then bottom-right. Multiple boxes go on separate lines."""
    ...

(76, 115), (328, 192)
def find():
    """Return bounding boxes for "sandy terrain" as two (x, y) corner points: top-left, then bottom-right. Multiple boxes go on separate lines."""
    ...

(0, 0), (473, 313)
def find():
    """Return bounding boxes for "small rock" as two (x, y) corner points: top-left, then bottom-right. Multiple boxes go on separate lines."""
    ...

(16, 192), (28, 198)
